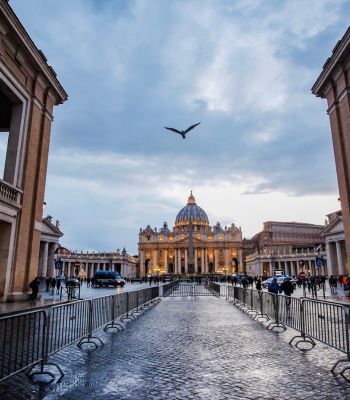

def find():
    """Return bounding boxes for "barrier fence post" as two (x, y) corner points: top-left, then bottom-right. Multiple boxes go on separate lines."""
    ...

(254, 291), (269, 321)
(289, 298), (316, 349)
(331, 306), (350, 375)
(266, 295), (286, 332)
(104, 294), (124, 332)
(77, 300), (104, 348)
(27, 310), (65, 382)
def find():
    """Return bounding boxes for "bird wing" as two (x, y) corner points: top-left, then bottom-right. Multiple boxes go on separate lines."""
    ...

(164, 127), (182, 134)
(184, 122), (201, 134)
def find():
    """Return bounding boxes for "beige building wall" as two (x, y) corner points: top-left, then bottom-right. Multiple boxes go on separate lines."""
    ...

(312, 28), (350, 274)
(0, 2), (67, 301)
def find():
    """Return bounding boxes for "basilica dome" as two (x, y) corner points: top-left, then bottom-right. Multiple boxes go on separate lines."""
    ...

(175, 192), (209, 229)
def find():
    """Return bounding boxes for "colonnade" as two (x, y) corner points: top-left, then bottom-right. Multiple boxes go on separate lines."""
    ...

(38, 241), (58, 278)
(139, 247), (242, 276)
(326, 240), (347, 276)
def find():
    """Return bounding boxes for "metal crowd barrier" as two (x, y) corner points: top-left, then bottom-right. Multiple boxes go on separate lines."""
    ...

(226, 286), (350, 378)
(0, 310), (46, 382)
(0, 286), (160, 384)
(207, 282), (220, 297)
(161, 281), (178, 297)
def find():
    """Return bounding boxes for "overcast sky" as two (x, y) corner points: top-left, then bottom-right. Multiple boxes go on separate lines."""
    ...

(10, 0), (349, 254)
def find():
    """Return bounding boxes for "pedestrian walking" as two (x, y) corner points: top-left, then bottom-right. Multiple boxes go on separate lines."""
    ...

(50, 277), (56, 295)
(280, 277), (293, 309)
(45, 277), (51, 292)
(268, 277), (280, 308)
(255, 277), (262, 291)
(29, 277), (40, 301)
(56, 278), (61, 295)
(268, 278), (280, 294)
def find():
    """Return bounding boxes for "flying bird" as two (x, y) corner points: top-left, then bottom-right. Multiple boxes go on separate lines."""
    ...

(164, 122), (201, 139)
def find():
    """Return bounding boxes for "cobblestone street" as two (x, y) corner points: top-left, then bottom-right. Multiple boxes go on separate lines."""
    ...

(1, 296), (350, 399)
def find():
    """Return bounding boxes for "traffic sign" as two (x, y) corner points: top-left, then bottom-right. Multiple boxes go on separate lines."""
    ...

(74, 261), (81, 267)
(299, 271), (306, 279)
(55, 260), (63, 269)
(315, 256), (324, 268)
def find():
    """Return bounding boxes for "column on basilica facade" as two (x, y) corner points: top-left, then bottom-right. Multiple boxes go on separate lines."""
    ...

(184, 249), (188, 274)
(194, 249), (198, 274)
(174, 249), (177, 274)
(201, 249), (205, 273)
(238, 249), (243, 274)
(152, 250), (157, 271)
(204, 249), (208, 273)
(214, 249), (218, 272)
(164, 249), (168, 273)
(139, 251), (145, 276)
(225, 248), (230, 272)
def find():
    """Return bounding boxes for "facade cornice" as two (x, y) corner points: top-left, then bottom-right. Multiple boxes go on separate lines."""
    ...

(0, 0), (68, 103)
(312, 26), (350, 97)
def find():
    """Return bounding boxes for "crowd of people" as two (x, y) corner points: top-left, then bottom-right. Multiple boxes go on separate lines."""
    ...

(28, 272), (350, 302)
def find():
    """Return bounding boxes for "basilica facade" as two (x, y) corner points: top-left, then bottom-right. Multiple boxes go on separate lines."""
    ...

(138, 192), (245, 276)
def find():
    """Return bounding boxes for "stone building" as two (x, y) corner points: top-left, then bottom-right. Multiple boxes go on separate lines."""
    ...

(38, 216), (63, 278)
(56, 247), (137, 279)
(0, 1), (67, 301)
(312, 27), (350, 274)
(322, 210), (347, 277)
(244, 221), (326, 277)
(138, 192), (245, 276)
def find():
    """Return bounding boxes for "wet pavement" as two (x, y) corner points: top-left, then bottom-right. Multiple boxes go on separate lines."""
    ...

(1, 295), (350, 399)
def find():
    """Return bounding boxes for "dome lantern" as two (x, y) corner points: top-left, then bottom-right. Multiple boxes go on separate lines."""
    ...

(175, 192), (209, 232)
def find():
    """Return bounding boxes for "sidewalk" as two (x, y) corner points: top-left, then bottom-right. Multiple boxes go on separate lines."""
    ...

(0, 282), (161, 316)
(0, 296), (349, 399)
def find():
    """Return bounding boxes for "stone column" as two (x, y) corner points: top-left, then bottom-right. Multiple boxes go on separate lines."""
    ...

(164, 249), (168, 273)
(41, 241), (49, 277)
(152, 250), (157, 273)
(205, 249), (209, 273)
(336, 241), (344, 275)
(194, 249), (198, 274)
(184, 250), (188, 274)
(225, 248), (230, 272)
(238, 249), (243, 274)
(214, 249), (218, 273)
(201, 249), (205, 273)
(174, 249), (177, 274)
(139, 251), (145, 276)
(326, 241), (334, 276)
(48, 243), (57, 277)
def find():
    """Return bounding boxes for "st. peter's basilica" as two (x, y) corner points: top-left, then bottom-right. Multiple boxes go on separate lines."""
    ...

(138, 192), (246, 276)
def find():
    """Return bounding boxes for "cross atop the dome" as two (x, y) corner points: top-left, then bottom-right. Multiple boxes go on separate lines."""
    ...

(187, 191), (196, 205)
